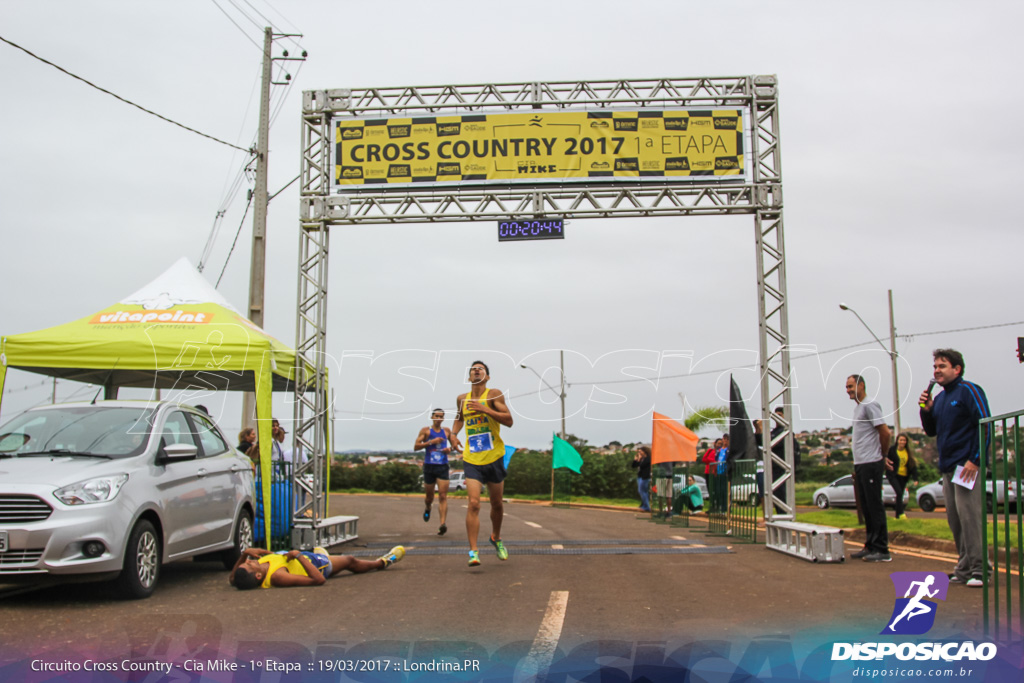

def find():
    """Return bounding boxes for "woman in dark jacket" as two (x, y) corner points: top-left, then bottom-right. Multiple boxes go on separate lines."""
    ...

(886, 433), (918, 519)
(631, 445), (652, 512)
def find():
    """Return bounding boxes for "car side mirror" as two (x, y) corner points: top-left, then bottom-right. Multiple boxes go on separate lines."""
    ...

(162, 443), (199, 460)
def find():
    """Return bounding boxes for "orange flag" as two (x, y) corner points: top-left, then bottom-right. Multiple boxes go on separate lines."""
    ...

(651, 412), (699, 464)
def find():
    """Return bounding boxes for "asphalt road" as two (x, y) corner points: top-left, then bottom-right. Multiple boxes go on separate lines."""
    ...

(0, 493), (990, 676)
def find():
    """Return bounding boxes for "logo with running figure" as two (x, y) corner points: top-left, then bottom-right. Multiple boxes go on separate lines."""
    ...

(882, 572), (949, 635)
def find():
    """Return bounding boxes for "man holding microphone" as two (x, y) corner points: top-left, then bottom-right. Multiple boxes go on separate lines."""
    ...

(920, 348), (991, 587)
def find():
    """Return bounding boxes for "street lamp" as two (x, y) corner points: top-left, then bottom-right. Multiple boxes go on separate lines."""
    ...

(521, 352), (568, 505)
(520, 352), (567, 439)
(839, 291), (902, 436)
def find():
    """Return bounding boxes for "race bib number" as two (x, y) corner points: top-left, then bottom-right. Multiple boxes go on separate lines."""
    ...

(468, 432), (494, 453)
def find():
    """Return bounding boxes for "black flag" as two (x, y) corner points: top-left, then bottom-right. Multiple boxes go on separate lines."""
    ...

(728, 375), (755, 462)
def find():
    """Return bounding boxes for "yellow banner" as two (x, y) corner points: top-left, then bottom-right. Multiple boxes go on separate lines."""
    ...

(332, 109), (745, 188)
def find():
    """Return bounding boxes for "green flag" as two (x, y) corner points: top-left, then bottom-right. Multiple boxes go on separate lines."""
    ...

(552, 433), (583, 473)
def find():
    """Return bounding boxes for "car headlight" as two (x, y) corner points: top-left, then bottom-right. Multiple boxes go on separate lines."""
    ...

(54, 474), (129, 505)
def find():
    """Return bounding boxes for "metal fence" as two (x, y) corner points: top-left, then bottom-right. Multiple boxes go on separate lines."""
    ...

(980, 410), (1023, 641)
(728, 460), (759, 542)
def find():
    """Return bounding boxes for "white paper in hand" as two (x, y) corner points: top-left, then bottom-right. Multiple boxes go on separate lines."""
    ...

(952, 465), (977, 490)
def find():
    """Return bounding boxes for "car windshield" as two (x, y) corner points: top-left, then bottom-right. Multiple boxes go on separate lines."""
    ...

(0, 406), (155, 459)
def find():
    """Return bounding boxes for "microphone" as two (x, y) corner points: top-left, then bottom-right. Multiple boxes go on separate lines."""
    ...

(919, 379), (936, 408)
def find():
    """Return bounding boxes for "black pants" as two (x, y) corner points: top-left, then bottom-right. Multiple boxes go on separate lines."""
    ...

(854, 460), (889, 554)
(888, 474), (909, 517)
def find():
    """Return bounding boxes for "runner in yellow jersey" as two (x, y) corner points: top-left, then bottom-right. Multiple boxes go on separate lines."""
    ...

(229, 545), (404, 589)
(451, 360), (513, 567)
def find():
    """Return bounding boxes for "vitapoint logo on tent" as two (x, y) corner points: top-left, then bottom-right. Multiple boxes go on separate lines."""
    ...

(831, 572), (998, 663)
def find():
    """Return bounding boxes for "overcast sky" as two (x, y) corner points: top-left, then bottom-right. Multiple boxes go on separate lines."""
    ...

(1, 1), (1021, 450)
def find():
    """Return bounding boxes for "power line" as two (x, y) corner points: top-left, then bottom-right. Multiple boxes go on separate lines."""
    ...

(566, 320), (1024, 388)
(215, 191), (255, 288)
(209, 0), (263, 50)
(0, 34), (252, 154)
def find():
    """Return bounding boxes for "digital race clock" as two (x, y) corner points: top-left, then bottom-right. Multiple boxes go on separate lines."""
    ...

(497, 219), (565, 242)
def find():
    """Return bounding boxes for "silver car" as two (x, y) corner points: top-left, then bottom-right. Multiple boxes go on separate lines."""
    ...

(916, 476), (1019, 513)
(813, 475), (907, 509)
(0, 401), (254, 599)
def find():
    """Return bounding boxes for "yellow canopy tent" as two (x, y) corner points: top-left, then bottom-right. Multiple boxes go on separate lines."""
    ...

(0, 257), (310, 548)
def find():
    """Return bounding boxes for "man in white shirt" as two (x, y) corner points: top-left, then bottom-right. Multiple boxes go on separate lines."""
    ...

(846, 374), (892, 562)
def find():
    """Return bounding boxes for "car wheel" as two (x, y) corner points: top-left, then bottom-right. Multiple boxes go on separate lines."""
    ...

(220, 509), (254, 570)
(986, 494), (994, 513)
(115, 520), (160, 600)
(815, 494), (830, 509)
(919, 495), (936, 513)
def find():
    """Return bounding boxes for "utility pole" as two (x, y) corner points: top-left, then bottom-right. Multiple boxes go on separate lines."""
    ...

(888, 289), (901, 437)
(241, 27), (273, 429)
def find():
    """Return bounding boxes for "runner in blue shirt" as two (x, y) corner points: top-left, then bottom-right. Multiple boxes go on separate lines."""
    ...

(415, 408), (457, 536)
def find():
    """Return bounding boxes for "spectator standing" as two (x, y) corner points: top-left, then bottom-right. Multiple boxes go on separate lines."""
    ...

(885, 433), (918, 520)
(920, 348), (991, 587)
(846, 374), (892, 562)
(703, 438), (722, 476)
(631, 445), (652, 512)
(237, 427), (257, 459)
(702, 438), (722, 511)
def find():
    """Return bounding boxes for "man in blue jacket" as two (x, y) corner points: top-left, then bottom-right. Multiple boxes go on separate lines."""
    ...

(920, 348), (991, 587)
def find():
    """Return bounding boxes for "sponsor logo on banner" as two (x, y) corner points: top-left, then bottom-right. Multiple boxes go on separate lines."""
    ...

(90, 310), (213, 325)
(714, 116), (739, 130)
(332, 109), (746, 186)
(388, 164), (411, 178)
(830, 571), (997, 663)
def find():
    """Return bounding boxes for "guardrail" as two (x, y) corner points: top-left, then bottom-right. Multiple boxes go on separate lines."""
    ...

(979, 409), (1023, 641)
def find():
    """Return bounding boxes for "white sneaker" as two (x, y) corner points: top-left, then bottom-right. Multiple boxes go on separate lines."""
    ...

(965, 576), (983, 588)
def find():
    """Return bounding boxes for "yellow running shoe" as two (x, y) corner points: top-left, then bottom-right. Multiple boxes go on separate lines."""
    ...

(378, 546), (405, 568)
(468, 550), (481, 567)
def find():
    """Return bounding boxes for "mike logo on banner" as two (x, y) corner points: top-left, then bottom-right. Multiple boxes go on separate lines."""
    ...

(882, 571), (948, 635)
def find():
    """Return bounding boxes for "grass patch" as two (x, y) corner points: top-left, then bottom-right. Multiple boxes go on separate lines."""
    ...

(796, 510), (1020, 548)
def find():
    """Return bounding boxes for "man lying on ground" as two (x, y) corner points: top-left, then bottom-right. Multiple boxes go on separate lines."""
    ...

(229, 545), (404, 589)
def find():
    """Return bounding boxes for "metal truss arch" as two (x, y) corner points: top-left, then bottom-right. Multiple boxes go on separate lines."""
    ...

(293, 76), (795, 549)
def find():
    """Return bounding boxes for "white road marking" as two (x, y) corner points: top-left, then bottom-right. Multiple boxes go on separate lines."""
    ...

(513, 590), (569, 683)
(524, 521), (542, 528)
